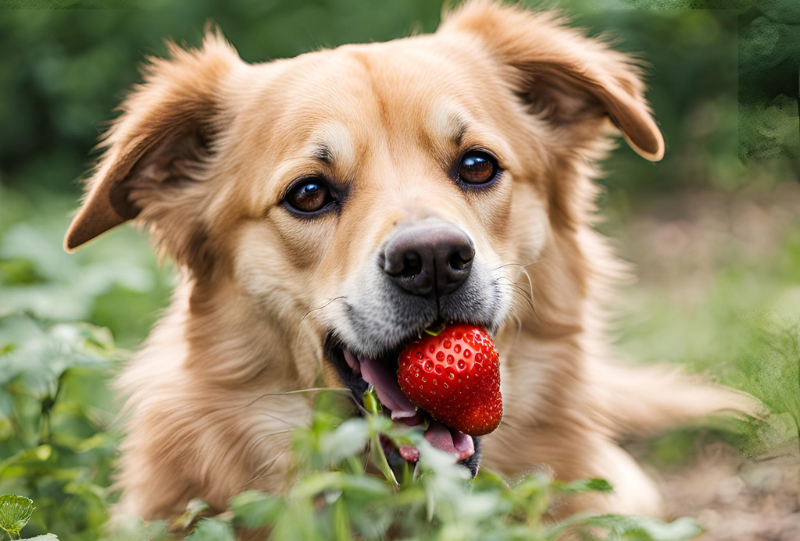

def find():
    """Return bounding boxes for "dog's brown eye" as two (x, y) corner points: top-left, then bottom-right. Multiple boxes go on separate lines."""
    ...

(285, 179), (333, 214)
(458, 151), (498, 185)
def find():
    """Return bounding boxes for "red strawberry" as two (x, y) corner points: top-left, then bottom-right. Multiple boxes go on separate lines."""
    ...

(397, 323), (502, 436)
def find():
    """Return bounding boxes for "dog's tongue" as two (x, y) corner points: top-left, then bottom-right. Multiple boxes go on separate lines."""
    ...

(358, 353), (417, 420)
(348, 348), (475, 462)
(423, 421), (475, 462)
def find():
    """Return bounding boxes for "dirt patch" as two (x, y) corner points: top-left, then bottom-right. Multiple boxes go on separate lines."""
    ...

(616, 183), (800, 296)
(659, 444), (800, 541)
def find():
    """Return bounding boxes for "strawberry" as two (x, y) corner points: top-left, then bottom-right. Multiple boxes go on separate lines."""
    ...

(397, 323), (502, 436)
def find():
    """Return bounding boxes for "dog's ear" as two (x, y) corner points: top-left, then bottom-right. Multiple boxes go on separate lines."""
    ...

(439, 1), (665, 162)
(65, 31), (241, 252)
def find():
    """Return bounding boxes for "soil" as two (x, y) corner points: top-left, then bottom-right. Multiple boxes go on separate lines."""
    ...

(660, 446), (800, 541)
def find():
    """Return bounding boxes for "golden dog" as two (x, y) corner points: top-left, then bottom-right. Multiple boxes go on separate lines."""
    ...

(65, 0), (754, 523)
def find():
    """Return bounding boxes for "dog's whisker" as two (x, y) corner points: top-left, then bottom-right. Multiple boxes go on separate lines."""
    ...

(503, 279), (537, 317)
(300, 296), (348, 324)
(518, 267), (536, 311)
(491, 260), (541, 272)
(280, 387), (350, 395)
(293, 296), (347, 350)
(242, 449), (289, 488)
(236, 387), (351, 411)
(496, 278), (537, 316)
(493, 260), (540, 317)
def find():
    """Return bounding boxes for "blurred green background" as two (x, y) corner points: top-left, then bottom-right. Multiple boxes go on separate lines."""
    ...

(0, 0), (798, 539)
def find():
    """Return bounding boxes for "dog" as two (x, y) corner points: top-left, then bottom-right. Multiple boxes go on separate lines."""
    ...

(64, 0), (756, 524)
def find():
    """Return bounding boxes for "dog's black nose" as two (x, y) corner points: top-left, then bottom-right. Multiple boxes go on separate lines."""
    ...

(382, 219), (475, 297)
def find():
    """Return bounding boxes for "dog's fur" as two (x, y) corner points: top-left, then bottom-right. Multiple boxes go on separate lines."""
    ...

(65, 0), (757, 523)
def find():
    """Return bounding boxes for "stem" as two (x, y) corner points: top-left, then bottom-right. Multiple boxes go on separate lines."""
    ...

(369, 434), (397, 486)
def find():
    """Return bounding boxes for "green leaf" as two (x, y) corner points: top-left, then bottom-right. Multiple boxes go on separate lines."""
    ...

(318, 418), (369, 466)
(586, 515), (703, 541)
(291, 472), (391, 501)
(472, 468), (508, 489)
(554, 478), (614, 494)
(186, 518), (236, 541)
(312, 390), (358, 426)
(0, 494), (35, 537)
(229, 491), (283, 529)
(332, 498), (351, 541)
(362, 386), (382, 415)
(173, 499), (210, 531)
(369, 432), (398, 486)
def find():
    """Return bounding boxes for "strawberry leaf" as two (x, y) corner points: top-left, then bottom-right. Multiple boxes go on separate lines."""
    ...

(0, 494), (35, 537)
(423, 322), (446, 337)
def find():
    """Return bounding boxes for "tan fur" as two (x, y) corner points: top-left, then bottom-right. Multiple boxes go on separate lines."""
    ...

(65, 0), (759, 524)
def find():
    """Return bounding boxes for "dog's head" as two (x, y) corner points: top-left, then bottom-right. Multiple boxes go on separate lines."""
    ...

(65, 2), (662, 469)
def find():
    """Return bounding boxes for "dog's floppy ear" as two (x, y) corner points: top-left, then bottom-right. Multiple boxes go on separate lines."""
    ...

(439, 1), (665, 162)
(65, 31), (241, 252)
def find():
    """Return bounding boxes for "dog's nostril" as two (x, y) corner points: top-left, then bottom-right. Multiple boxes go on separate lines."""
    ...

(401, 252), (423, 277)
(449, 250), (473, 271)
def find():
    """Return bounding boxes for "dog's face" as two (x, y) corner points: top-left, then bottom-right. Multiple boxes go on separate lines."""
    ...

(230, 37), (528, 358)
(65, 3), (663, 468)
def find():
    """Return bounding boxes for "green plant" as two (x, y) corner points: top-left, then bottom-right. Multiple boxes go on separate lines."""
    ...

(0, 495), (34, 539)
(105, 392), (704, 541)
(0, 314), (122, 540)
(0, 493), (57, 540)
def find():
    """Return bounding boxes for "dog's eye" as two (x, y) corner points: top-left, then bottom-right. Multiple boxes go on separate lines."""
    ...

(285, 178), (334, 214)
(458, 151), (499, 185)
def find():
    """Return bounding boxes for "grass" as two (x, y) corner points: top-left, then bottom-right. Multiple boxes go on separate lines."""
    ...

(613, 216), (800, 460)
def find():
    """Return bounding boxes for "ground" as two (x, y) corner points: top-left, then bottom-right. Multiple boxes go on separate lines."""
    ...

(614, 183), (800, 541)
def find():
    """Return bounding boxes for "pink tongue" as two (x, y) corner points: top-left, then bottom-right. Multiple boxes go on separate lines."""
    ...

(348, 348), (475, 462)
(424, 421), (475, 462)
(356, 351), (418, 420)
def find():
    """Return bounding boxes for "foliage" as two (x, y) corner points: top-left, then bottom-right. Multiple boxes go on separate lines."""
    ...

(0, 194), (139, 539)
(0, 186), (172, 348)
(0, 493), (58, 540)
(0, 494), (35, 538)
(737, 0), (800, 163)
(0, 314), (120, 540)
(0, 0), (795, 203)
(102, 396), (703, 541)
(592, 0), (800, 164)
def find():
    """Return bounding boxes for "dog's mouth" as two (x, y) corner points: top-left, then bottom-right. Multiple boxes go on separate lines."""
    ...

(325, 334), (480, 472)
